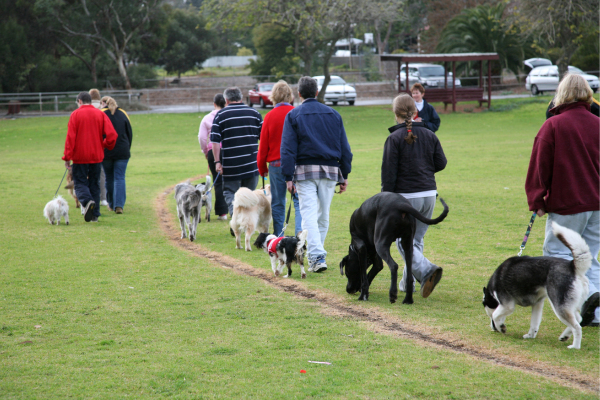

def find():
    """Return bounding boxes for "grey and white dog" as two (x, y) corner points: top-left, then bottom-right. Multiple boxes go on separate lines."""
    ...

(483, 222), (592, 349)
(174, 177), (213, 242)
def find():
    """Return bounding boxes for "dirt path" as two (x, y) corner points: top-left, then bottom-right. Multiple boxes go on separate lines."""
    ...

(157, 183), (598, 394)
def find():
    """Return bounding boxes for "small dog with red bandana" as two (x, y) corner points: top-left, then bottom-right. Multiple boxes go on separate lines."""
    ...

(254, 230), (308, 278)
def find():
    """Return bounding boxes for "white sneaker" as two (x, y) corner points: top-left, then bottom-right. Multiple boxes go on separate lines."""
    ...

(217, 214), (228, 221)
(100, 200), (109, 206)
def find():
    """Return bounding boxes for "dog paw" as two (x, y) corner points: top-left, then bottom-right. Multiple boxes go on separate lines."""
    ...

(190, 236), (195, 242)
(523, 333), (536, 339)
(66, 222), (69, 225)
(402, 297), (413, 305)
(301, 273), (306, 279)
(500, 324), (507, 334)
(559, 335), (570, 342)
(358, 293), (369, 301)
(275, 270), (280, 277)
(283, 275), (289, 278)
(567, 344), (580, 349)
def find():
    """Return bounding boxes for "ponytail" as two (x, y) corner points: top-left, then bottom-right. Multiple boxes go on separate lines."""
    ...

(392, 94), (418, 144)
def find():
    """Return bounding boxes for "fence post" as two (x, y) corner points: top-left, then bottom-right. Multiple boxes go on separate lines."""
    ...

(146, 90), (150, 108)
(39, 93), (42, 116)
(54, 96), (58, 113)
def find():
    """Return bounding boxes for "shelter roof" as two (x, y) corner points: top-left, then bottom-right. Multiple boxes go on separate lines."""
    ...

(380, 53), (499, 62)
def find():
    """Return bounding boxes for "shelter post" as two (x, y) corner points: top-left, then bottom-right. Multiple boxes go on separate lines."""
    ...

(452, 61), (456, 112)
(487, 60), (492, 109)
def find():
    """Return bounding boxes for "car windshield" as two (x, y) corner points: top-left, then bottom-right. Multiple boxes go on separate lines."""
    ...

(328, 78), (346, 85)
(259, 84), (274, 91)
(419, 66), (445, 77)
(568, 66), (584, 74)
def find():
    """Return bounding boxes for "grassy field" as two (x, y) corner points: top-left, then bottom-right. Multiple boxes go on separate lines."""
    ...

(1, 98), (598, 399)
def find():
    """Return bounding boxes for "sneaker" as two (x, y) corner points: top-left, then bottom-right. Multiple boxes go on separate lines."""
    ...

(115, 207), (123, 214)
(309, 256), (327, 273)
(218, 214), (228, 221)
(100, 200), (109, 206)
(312, 263), (328, 273)
(82, 200), (95, 222)
(580, 292), (599, 327)
(420, 266), (443, 298)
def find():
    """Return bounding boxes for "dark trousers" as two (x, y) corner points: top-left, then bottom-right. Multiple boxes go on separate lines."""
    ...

(72, 163), (102, 217)
(206, 151), (228, 216)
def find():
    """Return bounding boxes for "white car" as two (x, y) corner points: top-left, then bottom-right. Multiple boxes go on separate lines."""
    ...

(312, 75), (356, 105)
(398, 63), (461, 89)
(526, 65), (599, 95)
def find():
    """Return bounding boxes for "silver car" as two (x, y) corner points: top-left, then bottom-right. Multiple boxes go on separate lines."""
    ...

(526, 66), (599, 95)
(313, 75), (356, 106)
(398, 63), (461, 89)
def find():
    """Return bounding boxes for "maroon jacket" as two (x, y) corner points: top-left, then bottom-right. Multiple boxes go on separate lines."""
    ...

(525, 101), (599, 215)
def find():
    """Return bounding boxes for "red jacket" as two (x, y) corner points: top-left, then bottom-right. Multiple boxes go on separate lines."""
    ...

(62, 105), (117, 164)
(257, 105), (294, 176)
(525, 102), (599, 215)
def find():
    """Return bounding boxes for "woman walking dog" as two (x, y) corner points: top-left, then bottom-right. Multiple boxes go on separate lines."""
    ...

(381, 93), (447, 298)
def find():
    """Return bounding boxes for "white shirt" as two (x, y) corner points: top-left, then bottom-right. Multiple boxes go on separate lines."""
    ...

(415, 100), (424, 112)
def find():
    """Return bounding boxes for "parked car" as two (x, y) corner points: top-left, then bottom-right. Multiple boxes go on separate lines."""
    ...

(397, 63), (461, 89)
(523, 57), (552, 71)
(247, 83), (275, 108)
(312, 75), (356, 105)
(526, 66), (600, 95)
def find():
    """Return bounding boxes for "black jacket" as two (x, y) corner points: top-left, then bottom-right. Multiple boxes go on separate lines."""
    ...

(417, 99), (441, 132)
(102, 107), (132, 159)
(381, 122), (447, 193)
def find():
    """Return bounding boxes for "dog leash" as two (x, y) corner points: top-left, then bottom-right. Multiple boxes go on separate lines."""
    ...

(54, 167), (69, 198)
(204, 172), (220, 195)
(262, 176), (267, 196)
(518, 212), (537, 256)
(278, 189), (297, 237)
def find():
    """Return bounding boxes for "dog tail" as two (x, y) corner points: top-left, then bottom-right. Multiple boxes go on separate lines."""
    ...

(552, 222), (592, 277)
(233, 187), (258, 209)
(405, 197), (449, 225)
(205, 175), (212, 190)
(296, 229), (308, 256)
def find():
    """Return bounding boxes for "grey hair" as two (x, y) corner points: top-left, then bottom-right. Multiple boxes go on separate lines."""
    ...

(223, 87), (243, 102)
(298, 76), (318, 99)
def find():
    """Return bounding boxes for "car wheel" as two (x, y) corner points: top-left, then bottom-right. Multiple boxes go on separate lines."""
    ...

(348, 100), (355, 106)
(260, 98), (266, 108)
(332, 101), (338, 106)
(531, 85), (539, 95)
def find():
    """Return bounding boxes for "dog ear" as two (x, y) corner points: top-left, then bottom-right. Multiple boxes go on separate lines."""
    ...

(483, 287), (487, 294)
(339, 255), (348, 276)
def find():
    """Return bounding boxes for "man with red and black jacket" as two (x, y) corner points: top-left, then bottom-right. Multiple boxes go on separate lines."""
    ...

(62, 92), (117, 222)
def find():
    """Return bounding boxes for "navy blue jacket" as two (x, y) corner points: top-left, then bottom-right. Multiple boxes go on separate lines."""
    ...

(417, 99), (441, 133)
(281, 98), (352, 181)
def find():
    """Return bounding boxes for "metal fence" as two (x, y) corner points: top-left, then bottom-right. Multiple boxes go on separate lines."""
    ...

(2, 69), (597, 116)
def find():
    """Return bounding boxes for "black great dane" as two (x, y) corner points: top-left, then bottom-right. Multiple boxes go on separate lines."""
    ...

(340, 192), (449, 304)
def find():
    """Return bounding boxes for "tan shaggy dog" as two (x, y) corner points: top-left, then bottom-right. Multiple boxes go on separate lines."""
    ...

(230, 185), (272, 251)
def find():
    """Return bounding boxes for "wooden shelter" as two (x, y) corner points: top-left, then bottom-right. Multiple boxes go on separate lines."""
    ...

(380, 53), (500, 111)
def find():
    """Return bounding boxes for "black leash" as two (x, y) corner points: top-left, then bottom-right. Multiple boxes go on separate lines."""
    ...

(278, 189), (297, 237)
(518, 212), (537, 256)
(54, 168), (69, 198)
(262, 176), (267, 195)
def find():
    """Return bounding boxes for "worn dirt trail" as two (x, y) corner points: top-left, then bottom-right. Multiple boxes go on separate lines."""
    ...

(157, 183), (598, 395)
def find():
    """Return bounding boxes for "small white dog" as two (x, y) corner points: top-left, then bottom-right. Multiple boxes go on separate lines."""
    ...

(43, 195), (70, 225)
(196, 175), (213, 222)
(230, 185), (272, 251)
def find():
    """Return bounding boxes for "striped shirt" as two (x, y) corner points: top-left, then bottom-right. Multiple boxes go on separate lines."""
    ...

(210, 103), (262, 181)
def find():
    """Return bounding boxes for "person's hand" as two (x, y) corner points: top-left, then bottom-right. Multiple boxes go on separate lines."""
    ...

(262, 171), (268, 178)
(216, 163), (223, 174)
(64, 160), (71, 169)
(286, 181), (296, 194)
(536, 209), (546, 217)
(339, 179), (348, 193)
(414, 117), (423, 122)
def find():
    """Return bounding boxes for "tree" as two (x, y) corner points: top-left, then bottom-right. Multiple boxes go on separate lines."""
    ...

(35, 0), (166, 89)
(248, 24), (300, 81)
(159, 7), (212, 78)
(203, 0), (387, 102)
(436, 3), (533, 78)
(511, 0), (599, 79)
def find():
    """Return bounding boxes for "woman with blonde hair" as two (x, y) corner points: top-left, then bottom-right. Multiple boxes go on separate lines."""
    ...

(100, 96), (133, 214)
(257, 80), (302, 235)
(381, 93), (447, 298)
(526, 73), (600, 327)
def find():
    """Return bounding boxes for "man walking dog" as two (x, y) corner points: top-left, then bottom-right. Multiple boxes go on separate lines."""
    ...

(281, 76), (353, 273)
(62, 92), (117, 222)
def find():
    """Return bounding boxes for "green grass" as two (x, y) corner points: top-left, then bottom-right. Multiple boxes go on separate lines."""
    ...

(0, 101), (598, 399)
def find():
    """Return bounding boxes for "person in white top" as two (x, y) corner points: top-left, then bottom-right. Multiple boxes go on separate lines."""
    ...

(198, 94), (228, 219)
(410, 83), (441, 133)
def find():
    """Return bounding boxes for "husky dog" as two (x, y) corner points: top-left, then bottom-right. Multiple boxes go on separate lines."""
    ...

(174, 181), (203, 242)
(195, 175), (212, 222)
(483, 222), (592, 349)
(254, 230), (309, 279)
(230, 185), (272, 251)
(43, 195), (70, 225)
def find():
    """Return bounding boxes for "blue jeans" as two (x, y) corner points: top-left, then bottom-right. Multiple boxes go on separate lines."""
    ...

(268, 164), (301, 236)
(72, 163), (102, 217)
(296, 178), (337, 263)
(543, 211), (600, 323)
(102, 158), (129, 210)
